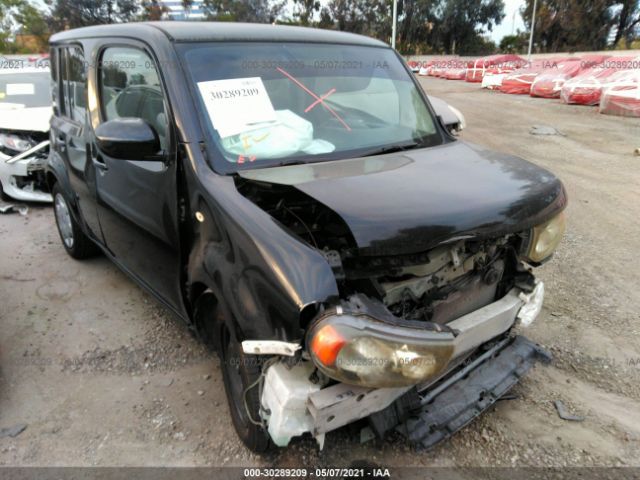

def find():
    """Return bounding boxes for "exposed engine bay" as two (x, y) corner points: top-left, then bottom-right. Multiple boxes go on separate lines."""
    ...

(235, 177), (528, 324)
(0, 129), (51, 203)
(231, 147), (564, 448)
(0, 65), (53, 204)
(235, 176), (550, 448)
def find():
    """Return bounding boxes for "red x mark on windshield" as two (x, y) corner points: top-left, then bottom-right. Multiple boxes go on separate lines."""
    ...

(305, 88), (335, 113)
(276, 67), (351, 132)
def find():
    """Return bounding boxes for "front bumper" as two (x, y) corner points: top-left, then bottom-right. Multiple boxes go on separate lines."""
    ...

(0, 141), (52, 203)
(260, 285), (546, 447)
(307, 283), (544, 388)
(373, 335), (552, 449)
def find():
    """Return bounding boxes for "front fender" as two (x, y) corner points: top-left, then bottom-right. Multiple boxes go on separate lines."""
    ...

(185, 146), (339, 342)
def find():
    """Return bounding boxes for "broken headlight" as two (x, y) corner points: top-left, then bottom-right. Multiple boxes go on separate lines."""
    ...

(0, 133), (34, 155)
(522, 212), (566, 263)
(307, 311), (455, 388)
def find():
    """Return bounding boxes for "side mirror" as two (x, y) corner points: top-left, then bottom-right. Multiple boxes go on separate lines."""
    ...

(95, 117), (161, 160)
(427, 95), (466, 135)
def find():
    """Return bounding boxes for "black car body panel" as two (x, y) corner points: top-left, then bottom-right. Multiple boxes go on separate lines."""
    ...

(45, 20), (568, 346)
(46, 22), (429, 338)
(238, 141), (566, 256)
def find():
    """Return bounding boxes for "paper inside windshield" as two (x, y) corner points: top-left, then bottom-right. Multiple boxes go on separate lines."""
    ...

(197, 77), (277, 138)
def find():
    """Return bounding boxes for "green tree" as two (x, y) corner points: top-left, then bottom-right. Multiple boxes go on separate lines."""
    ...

(464, 35), (497, 55)
(1, 0), (23, 51)
(201, 0), (284, 23)
(292, 0), (320, 25)
(612, 0), (640, 48)
(181, 0), (194, 19)
(139, 0), (168, 20)
(396, 0), (437, 53)
(522, 0), (616, 52)
(327, 0), (390, 39)
(434, 0), (505, 54)
(1, 0), (50, 52)
(317, 6), (334, 28)
(395, 0), (505, 54)
(46, 0), (138, 30)
(499, 31), (529, 53)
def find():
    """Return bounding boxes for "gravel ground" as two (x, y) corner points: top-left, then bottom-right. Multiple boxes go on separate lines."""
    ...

(0, 76), (639, 468)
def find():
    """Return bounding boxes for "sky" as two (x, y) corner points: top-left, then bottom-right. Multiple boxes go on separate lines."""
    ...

(487, 0), (526, 43)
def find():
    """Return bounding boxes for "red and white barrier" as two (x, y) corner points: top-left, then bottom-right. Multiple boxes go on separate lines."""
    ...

(561, 56), (639, 105)
(600, 68), (640, 117)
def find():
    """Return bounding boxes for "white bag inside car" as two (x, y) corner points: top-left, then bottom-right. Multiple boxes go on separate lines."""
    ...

(221, 109), (335, 160)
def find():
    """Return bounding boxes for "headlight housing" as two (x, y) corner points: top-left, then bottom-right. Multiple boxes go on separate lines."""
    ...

(307, 311), (455, 388)
(523, 212), (566, 263)
(0, 133), (34, 155)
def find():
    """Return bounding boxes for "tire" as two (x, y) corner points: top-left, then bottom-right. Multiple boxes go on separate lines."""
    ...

(218, 320), (272, 453)
(52, 183), (100, 259)
(0, 181), (6, 201)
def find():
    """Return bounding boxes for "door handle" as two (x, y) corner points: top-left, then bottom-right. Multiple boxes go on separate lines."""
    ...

(93, 154), (108, 171)
(90, 144), (108, 171)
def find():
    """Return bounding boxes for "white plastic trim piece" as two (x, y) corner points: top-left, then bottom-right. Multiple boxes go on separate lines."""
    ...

(5, 140), (50, 164)
(517, 281), (545, 327)
(260, 361), (320, 447)
(241, 340), (301, 356)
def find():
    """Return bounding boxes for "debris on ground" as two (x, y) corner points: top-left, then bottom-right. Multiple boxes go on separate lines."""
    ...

(554, 400), (585, 422)
(0, 424), (27, 438)
(497, 393), (519, 402)
(359, 427), (376, 444)
(0, 201), (28, 215)
(530, 125), (565, 136)
(159, 378), (174, 387)
(634, 148), (640, 156)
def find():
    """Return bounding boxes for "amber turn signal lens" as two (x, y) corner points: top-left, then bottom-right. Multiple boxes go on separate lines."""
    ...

(310, 324), (346, 367)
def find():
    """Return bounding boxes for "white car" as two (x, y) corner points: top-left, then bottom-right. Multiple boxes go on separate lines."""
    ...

(0, 66), (52, 203)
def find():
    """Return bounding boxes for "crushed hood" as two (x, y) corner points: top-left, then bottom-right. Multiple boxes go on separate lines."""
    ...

(238, 141), (567, 255)
(0, 106), (52, 133)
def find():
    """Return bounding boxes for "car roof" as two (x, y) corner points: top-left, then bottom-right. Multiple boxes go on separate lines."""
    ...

(50, 22), (388, 48)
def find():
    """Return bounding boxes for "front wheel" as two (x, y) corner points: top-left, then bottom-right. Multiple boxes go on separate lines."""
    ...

(219, 322), (272, 453)
(52, 183), (100, 259)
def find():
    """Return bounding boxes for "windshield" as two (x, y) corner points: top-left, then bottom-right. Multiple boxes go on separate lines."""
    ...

(0, 71), (51, 109)
(178, 42), (442, 172)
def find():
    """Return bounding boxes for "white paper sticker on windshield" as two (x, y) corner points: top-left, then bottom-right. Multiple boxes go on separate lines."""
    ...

(197, 77), (277, 139)
(6, 83), (35, 96)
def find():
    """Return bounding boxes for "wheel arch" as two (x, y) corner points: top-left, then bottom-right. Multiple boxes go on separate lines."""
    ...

(191, 284), (243, 353)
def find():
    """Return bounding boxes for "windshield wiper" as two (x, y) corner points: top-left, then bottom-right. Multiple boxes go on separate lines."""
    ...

(256, 141), (425, 169)
(275, 159), (307, 167)
(358, 141), (423, 158)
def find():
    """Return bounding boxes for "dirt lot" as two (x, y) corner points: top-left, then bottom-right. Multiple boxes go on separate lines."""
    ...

(1, 76), (639, 468)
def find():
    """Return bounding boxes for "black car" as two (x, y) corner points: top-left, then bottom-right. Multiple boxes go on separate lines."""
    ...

(47, 22), (566, 452)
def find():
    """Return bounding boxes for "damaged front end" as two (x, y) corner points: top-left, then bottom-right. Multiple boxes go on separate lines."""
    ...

(233, 144), (565, 449)
(252, 239), (550, 448)
(0, 68), (52, 203)
(0, 131), (51, 203)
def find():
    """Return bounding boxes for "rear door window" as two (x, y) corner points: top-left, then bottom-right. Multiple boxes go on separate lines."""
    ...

(60, 46), (87, 123)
